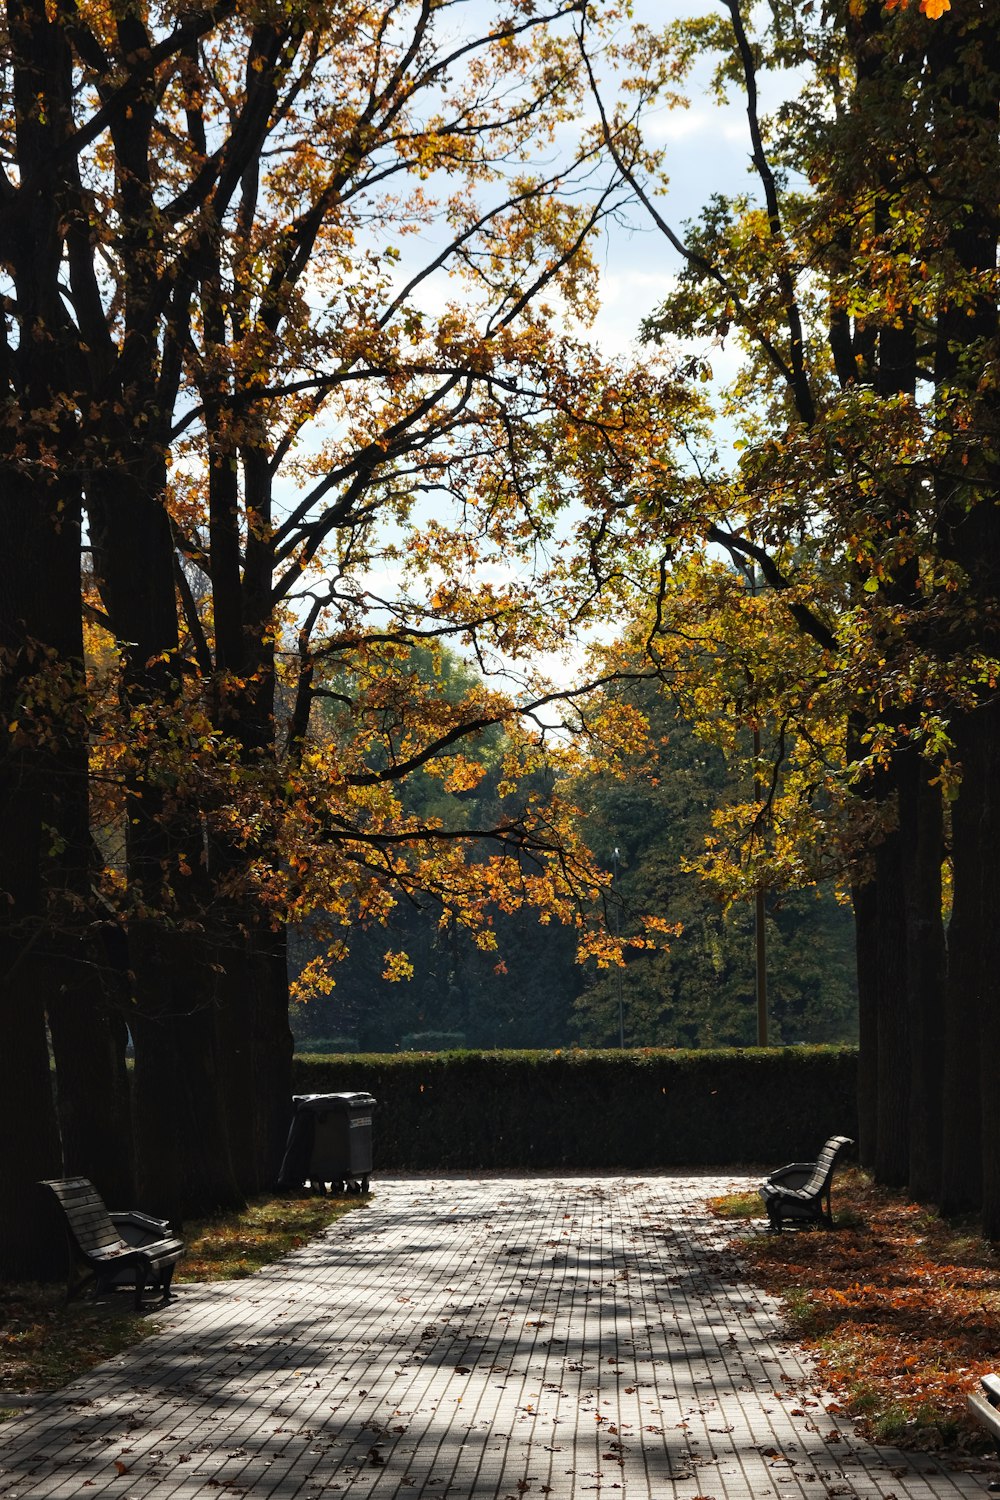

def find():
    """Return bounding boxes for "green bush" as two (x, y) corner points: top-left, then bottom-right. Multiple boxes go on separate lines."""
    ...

(290, 1045), (858, 1169)
(399, 1031), (467, 1052)
(296, 1036), (360, 1054)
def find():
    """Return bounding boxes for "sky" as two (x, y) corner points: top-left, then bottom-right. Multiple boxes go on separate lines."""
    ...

(589, 43), (755, 360)
(388, 0), (767, 364)
(280, 2), (778, 697)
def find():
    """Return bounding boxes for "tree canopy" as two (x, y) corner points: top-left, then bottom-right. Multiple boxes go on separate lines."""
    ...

(584, 0), (998, 1224)
(0, 0), (693, 1266)
(2, 0), (998, 1271)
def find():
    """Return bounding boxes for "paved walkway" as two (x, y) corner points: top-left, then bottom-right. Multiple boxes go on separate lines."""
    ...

(0, 1174), (992, 1500)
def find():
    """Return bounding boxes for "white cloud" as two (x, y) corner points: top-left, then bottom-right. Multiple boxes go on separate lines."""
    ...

(641, 104), (747, 147)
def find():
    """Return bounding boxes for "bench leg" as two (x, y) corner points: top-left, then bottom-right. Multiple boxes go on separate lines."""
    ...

(160, 1267), (175, 1301)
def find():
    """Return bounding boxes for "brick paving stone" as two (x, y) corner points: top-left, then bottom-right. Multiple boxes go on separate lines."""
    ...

(0, 1174), (993, 1499)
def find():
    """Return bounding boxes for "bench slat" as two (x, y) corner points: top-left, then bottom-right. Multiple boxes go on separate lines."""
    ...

(41, 1177), (184, 1309)
(759, 1136), (853, 1233)
(969, 1390), (1000, 1456)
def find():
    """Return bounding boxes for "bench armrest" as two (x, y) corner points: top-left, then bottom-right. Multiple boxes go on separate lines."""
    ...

(982, 1374), (1000, 1406)
(969, 1391), (1000, 1439)
(766, 1164), (815, 1189)
(111, 1211), (173, 1243)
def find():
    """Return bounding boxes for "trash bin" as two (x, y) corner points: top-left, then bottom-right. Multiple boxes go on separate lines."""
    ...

(278, 1092), (375, 1194)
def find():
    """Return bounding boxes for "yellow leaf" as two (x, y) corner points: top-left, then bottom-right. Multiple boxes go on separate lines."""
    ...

(382, 950), (414, 982)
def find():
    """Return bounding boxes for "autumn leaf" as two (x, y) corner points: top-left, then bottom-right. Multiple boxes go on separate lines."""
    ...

(715, 1169), (1000, 1451)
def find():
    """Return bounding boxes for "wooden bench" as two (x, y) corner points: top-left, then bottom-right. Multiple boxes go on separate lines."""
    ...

(968, 1373), (1000, 1487)
(759, 1135), (854, 1232)
(41, 1176), (185, 1309)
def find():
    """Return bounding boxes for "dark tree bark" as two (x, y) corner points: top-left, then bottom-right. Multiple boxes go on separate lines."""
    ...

(89, 461), (246, 1216)
(852, 876), (879, 1170)
(898, 750), (946, 1201)
(0, 471), (84, 1273)
(251, 923), (296, 1185)
(46, 954), (135, 1205)
(940, 704), (993, 1214)
(0, 503), (80, 1276)
(129, 924), (240, 1220)
(0, 0), (91, 1271)
(873, 811), (910, 1186)
(930, 3), (1000, 1225)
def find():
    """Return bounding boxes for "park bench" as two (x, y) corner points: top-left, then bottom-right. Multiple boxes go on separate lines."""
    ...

(968, 1374), (1000, 1489)
(759, 1134), (854, 1232)
(41, 1176), (185, 1309)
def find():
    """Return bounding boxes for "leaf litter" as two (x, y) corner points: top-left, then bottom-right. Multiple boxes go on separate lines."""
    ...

(714, 1168), (1000, 1451)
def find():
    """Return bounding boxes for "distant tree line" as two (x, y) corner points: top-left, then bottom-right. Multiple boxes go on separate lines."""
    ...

(290, 668), (857, 1053)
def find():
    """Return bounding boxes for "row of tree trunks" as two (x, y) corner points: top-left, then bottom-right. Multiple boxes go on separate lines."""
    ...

(932, 3), (1000, 1232)
(850, 761), (945, 1196)
(940, 702), (996, 1217)
(47, 948), (135, 1208)
(899, 752), (946, 1204)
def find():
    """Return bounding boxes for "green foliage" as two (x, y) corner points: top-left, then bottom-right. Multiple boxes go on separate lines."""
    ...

(291, 1046), (858, 1170)
(296, 1037), (360, 1054)
(708, 1190), (762, 1219)
(289, 888), (581, 1052)
(399, 1032), (467, 1051)
(177, 1197), (365, 1282)
(573, 684), (858, 1047)
(291, 660), (857, 1054)
(290, 645), (585, 1051)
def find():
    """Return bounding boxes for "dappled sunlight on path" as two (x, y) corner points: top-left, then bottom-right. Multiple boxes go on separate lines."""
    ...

(0, 1174), (989, 1498)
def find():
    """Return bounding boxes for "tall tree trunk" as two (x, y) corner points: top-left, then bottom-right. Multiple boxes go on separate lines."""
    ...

(213, 936), (267, 1196)
(941, 700), (1000, 1218)
(852, 876), (879, 1169)
(929, 2), (1000, 1226)
(129, 923), (241, 1221)
(968, 700), (1000, 1236)
(252, 922), (295, 1187)
(0, 977), (64, 1280)
(0, 586), (72, 1276)
(898, 749), (946, 1201)
(46, 941), (135, 1206)
(0, 0), (96, 1275)
(90, 470), (246, 1218)
(200, 433), (294, 1196)
(874, 810), (910, 1186)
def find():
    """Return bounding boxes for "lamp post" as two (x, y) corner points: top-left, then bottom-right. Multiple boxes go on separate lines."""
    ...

(718, 548), (770, 1046)
(752, 724), (768, 1047)
(613, 846), (624, 1048)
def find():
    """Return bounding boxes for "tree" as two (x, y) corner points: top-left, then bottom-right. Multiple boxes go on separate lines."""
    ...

(587, 0), (1000, 1222)
(289, 646), (584, 1051)
(572, 676), (858, 1049)
(1, 0), (697, 1245)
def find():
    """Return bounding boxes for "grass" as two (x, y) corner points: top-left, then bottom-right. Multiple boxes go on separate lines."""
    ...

(710, 1166), (1000, 1453)
(177, 1193), (365, 1281)
(0, 1190), (366, 1410)
(0, 1283), (148, 1408)
(705, 1189), (761, 1219)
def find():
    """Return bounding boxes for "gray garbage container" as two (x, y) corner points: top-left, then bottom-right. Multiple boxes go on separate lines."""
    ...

(278, 1092), (375, 1193)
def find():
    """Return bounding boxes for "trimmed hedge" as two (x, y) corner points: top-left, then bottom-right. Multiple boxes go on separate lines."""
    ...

(294, 1036), (360, 1054)
(399, 1031), (467, 1052)
(291, 1046), (858, 1170)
